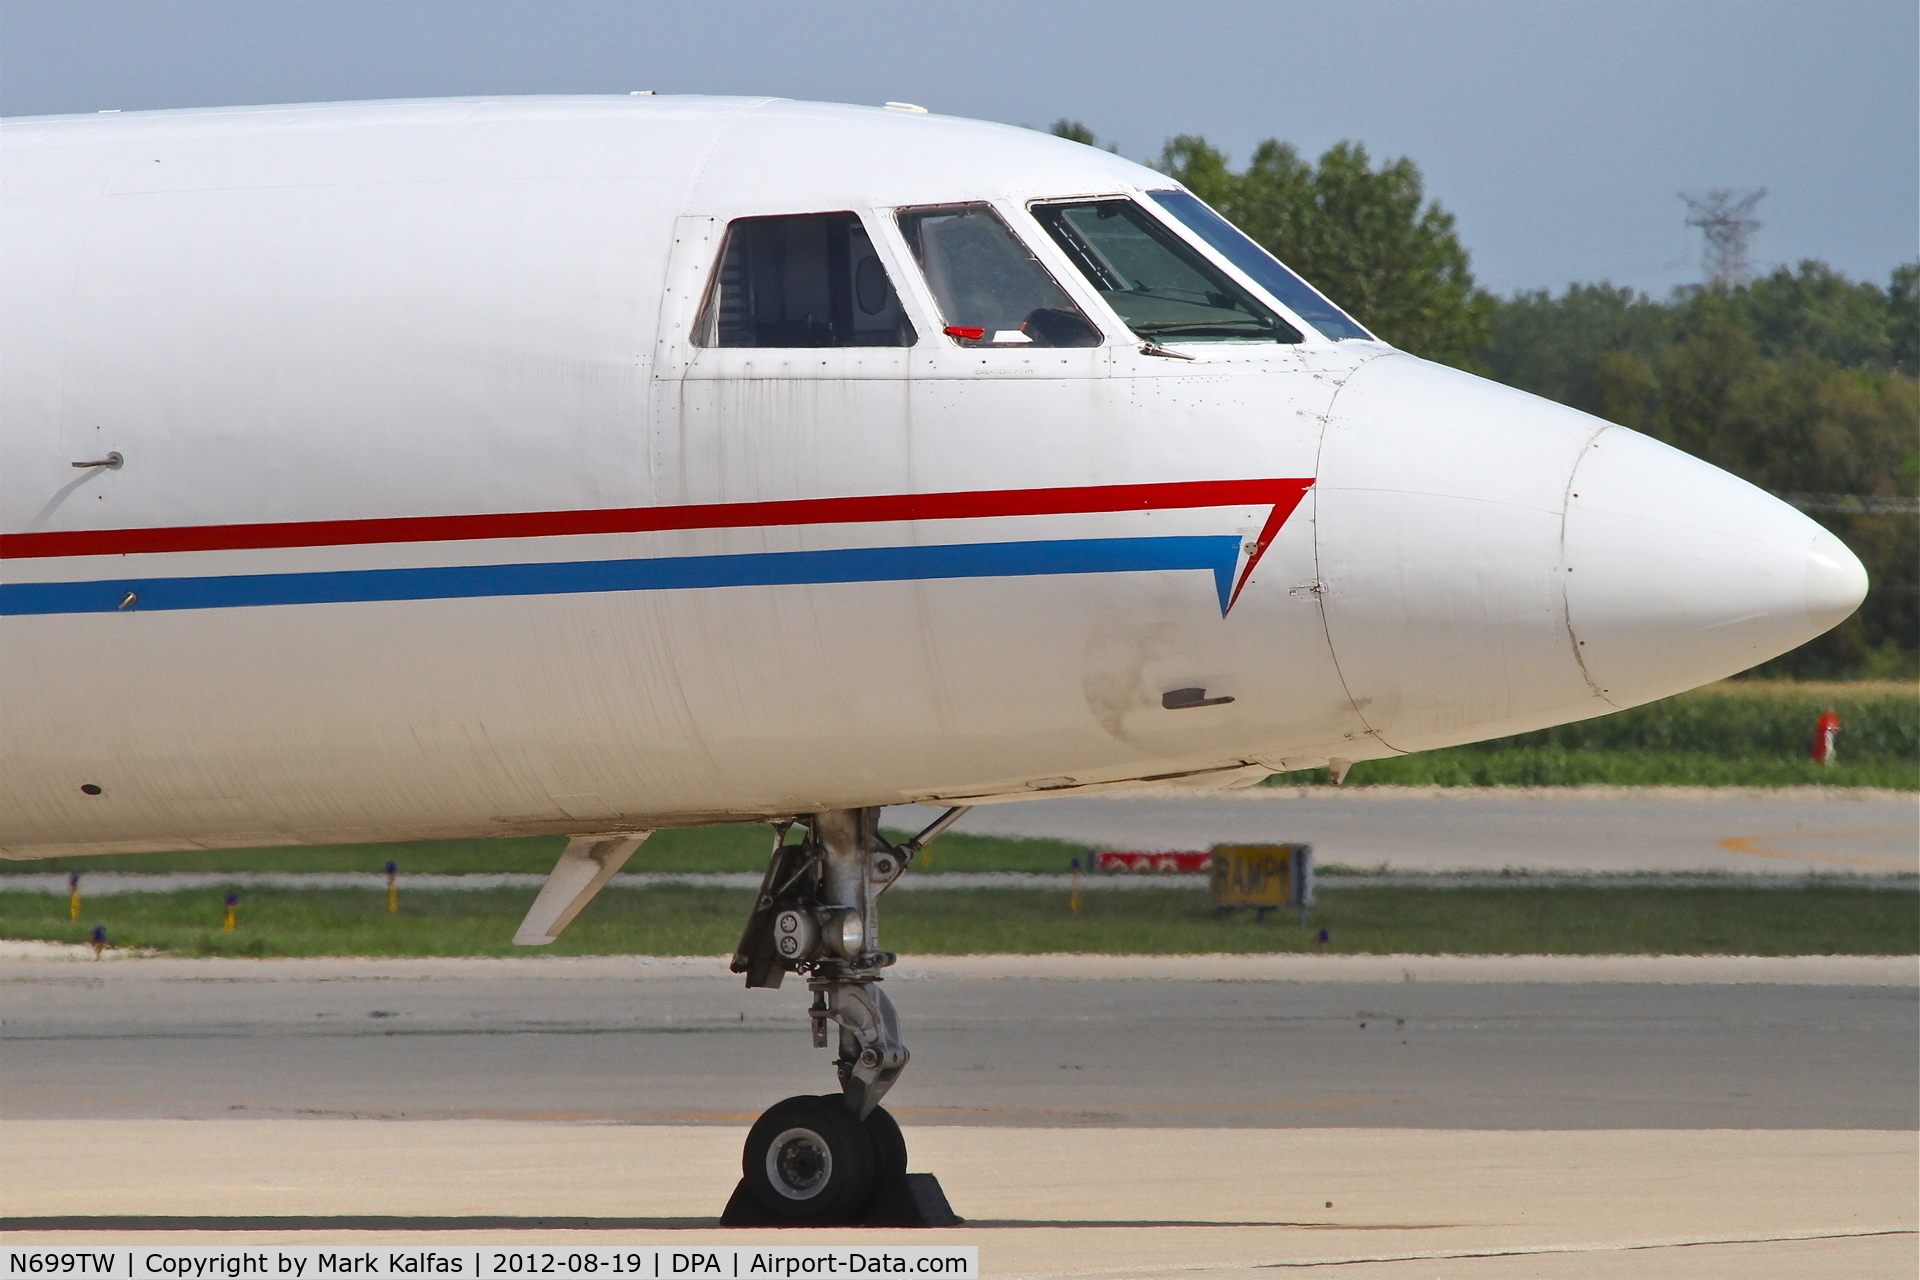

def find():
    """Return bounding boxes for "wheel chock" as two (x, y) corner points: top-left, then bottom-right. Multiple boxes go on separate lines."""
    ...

(718, 1173), (961, 1228)
(861, 1173), (962, 1227)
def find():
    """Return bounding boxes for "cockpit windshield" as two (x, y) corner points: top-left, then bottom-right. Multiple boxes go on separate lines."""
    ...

(1030, 199), (1302, 345)
(1148, 190), (1373, 341)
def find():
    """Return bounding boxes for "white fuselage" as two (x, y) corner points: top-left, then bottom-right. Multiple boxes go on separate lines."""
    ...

(0, 96), (1866, 858)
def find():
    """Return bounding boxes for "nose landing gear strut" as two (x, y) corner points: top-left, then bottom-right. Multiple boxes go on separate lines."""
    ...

(720, 806), (967, 1227)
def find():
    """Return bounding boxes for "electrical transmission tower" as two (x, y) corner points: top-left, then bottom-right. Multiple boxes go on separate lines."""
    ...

(1680, 188), (1766, 287)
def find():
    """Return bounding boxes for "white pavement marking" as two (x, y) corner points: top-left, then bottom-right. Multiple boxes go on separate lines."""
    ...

(1, 1122), (1912, 1280)
(0, 939), (156, 960)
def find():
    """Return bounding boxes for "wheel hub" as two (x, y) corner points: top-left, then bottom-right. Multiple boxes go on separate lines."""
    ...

(766, 1126), (833, 1199)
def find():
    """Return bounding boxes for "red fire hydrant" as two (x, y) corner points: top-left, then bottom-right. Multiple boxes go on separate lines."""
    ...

(1809, 710), (1841, 764)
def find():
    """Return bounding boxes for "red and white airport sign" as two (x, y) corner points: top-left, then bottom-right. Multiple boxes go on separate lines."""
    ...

(1093, 850), (1212, 874)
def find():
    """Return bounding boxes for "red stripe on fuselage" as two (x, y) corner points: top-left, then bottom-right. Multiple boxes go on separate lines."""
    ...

(1, 480), (1313, 560)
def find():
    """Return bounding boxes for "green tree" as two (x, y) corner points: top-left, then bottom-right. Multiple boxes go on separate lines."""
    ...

(1157, 135), (1494, 368)
(1048, 119), (1096, 146)
(1885, 262), (1916, 377)
(1685, 261), (1904, 372)
(1485, 283), (1672, 412)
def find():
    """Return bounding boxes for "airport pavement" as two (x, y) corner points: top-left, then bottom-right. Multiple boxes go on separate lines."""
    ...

(887, 786), (1920, 875)
(2, 1121), (1913, 1278)
(3, 954), (1912, 1129)
(2, 954), (1914, 1276)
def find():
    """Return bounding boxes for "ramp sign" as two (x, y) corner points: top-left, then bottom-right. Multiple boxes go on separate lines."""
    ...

(1210, 843), (1314, 922)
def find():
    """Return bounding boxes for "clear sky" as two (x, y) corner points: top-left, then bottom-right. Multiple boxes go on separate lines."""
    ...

(4, 0), (1913, 298)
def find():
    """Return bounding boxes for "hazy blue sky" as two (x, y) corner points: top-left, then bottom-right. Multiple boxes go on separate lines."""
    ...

(4, 0), (1913, 297)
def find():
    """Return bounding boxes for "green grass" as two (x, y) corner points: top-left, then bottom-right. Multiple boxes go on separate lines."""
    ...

(9, 884), (1915, 958)
(1279, 748), (1917, 789)
(1279, 679), (1919, 789)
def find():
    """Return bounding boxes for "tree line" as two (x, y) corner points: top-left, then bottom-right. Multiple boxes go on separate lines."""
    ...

(1051, 121), (1918, 678)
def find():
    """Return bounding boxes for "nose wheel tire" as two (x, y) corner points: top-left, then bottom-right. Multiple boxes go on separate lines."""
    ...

(742, 1094), (876, 1222)
(863, 1101), (908, 1183)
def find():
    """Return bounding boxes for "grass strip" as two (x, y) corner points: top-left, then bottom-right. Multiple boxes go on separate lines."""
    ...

(1277, 749), (1917, 789)
(7, 884), (1914, 958)
(1287, 680), (1918, 789)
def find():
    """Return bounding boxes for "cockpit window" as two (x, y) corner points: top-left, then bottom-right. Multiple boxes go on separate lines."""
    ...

(895, 204), (1102, 348)
(696, 212), (916, 348)
(1148, 190), (1372, 341)
(1030, 198), (1302, 345)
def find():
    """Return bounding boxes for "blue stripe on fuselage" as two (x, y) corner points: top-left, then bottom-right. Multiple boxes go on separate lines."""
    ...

(0, 536), (1243, 617)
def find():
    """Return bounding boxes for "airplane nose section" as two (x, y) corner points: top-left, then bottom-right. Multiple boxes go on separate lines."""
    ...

(1808, 532), (1874, 625)
(1312, 351), (1870, 756)
(1563, 428), (1868, 705)
(1313, 354), (1609, 753)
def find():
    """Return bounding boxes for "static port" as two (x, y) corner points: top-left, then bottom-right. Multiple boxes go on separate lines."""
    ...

(80, 784), (103, 796)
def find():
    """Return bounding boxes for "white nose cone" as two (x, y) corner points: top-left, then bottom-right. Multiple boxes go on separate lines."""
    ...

(1564, 427), (1868, 707)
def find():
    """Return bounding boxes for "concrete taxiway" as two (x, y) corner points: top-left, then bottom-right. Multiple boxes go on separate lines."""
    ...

(2, 954), (1914, 1277)
(3, 954), (1915, 1129)
(887, 787), (1920, 875)
(3, 1121), (1913, 1278)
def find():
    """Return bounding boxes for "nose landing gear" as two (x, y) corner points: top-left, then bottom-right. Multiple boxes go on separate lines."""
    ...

(720, 806), (967, 1228)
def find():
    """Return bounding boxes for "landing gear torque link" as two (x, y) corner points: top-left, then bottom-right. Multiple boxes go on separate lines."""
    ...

(720, 806), (967, 1227)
